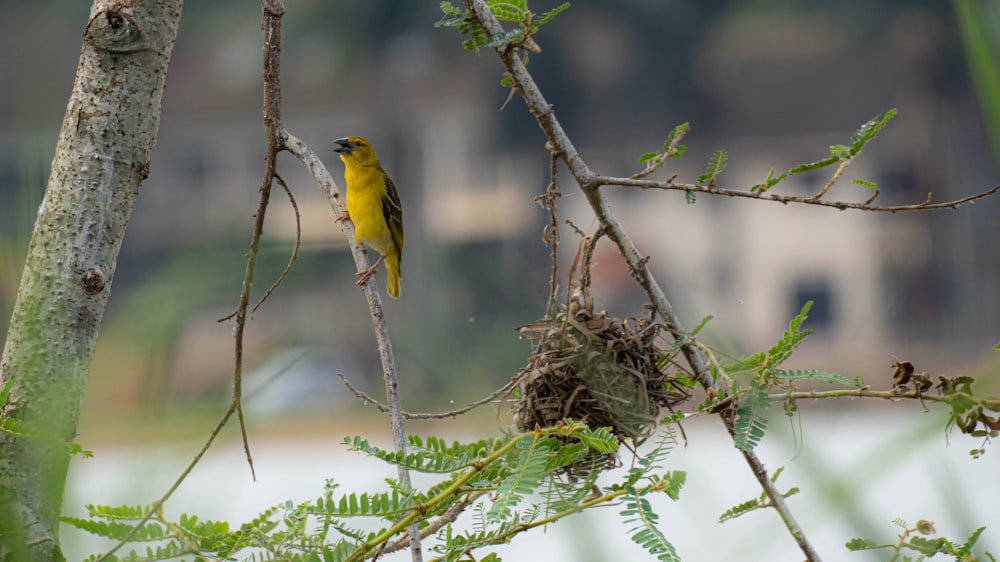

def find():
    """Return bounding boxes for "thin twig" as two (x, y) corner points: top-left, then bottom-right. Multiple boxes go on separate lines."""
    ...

(597, 175), (1000, 213)
(809, 158), (851, 200)
(337, 372), (518, 419)
(537, 151), (561, 318)
(96, 408), (237, 561)
(252, 172), (301, 314)
(383, 491), (488, 554)
(736, 437), (824, 561)
(630, 124), (689, 180)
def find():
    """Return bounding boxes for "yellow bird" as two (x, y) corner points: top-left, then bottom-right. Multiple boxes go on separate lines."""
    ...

(332, 136), (404, 298)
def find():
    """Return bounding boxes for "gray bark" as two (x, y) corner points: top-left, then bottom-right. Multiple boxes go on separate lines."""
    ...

(0, 2), (182, 560)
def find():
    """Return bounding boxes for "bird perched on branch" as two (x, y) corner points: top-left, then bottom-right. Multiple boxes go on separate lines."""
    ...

(332, 136), (403, 298)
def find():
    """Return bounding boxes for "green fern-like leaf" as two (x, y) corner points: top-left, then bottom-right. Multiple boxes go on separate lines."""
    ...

(541, 460), (603, 514)
(787, 155), (840, 175)
(718, 498), (761, 523)
(851, 178), (878, 189)
(720, 351), (767, 376)
(950, 526), (987, 557)
(659, 315), (713, 369)
(542, 441), (589, 471)
(658, 470), (686, 501)
(84, 504), (149, 520)
(697, 149), (728, 185)
(487, 434), (550, 520)
(663, 123), (690, 158)
(0, 375), (13, 406)
(178, 513), (230, 539)
(772, 369), (852, 386)
(61, 518), (167, 542)
(751, 167), (788, 192)
(763, 301), (813, 370)
(849, 109), (897, 155)
(489, 1), (529, 22)
(0, 416), (39, 439)
(907, 535), (949, 555)
(733, 381), (769, 451)
(0, 415), (92, 457)
(346, 434), (498, 473)
(533, 2), (570, 29)
(564, 424), (619, 455)
(845, 537), (884, 551)
(621, 491), (680, 562)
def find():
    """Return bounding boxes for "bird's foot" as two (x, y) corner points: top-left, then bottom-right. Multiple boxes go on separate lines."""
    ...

(355, 255), (386, 287)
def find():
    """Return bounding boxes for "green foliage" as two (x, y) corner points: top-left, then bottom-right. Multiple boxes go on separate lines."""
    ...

(344, 434), (495, 473)
(772, 369), (853, 387)
(935, 374), (1000, 449)
(602, 430), (685, 560)
(487, 433), (552, 520)
(711, 301), (860, 452)
(847, 518), (993, 561)
(639, 123), (690, 168)
(659, 314), (712, 371)
(69, 422), (688, 562)
(437, 1), (570, 51)
(751, 109), (896, 192)
(621, 490), (681, 562)
(719, 466), (799, 523)
(719, 301), (817, 379)
(0, 375), (93, 458)
(697, 149), (728, 186)
(851, 178), (878, 190)
(732, 379), (769, 451)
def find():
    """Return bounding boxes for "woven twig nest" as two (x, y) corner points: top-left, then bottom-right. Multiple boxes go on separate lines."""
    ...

(514, 292), (690, 444)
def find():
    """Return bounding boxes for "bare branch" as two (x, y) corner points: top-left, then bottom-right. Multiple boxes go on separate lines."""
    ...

(810, 158), (851, 200)
(536, 151), (561, 318)
(252, 173), (301, 314)
(337, 372), (518, 420)
(596, 175), (1000, 213)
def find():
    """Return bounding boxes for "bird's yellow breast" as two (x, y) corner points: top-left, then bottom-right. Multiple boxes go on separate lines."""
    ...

(345, 165), (394, 255)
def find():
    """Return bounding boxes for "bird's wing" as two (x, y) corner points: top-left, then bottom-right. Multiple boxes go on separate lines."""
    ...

(382, 173), (403, 257)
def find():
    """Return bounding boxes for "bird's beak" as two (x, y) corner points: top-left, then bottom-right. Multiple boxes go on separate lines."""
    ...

(332, 138), (352, 155)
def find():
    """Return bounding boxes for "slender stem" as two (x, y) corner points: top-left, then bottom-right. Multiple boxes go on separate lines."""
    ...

(737, 444), (823, 561)
(594, 175), (1000, 213)
(95, 408), (236, 561)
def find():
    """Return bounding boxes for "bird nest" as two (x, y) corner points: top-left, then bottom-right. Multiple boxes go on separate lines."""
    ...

(514, 292), (691, 445)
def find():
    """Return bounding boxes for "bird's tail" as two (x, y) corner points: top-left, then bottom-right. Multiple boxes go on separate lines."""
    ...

(386, 254), (401, 299)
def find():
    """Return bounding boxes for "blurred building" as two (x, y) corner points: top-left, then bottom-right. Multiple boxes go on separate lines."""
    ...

(0, 2), (997, 409)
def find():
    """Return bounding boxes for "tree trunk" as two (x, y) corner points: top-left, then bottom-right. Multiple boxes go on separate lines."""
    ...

(0, 2), (182, 560)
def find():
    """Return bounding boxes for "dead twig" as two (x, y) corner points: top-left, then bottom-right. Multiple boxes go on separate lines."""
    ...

(252, 173), (301, 314)
(337, 372), (518, 420)
(597, 175), (1000, 213)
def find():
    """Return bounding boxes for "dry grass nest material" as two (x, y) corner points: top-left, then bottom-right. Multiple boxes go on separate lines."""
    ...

(514, 293), (691, 444)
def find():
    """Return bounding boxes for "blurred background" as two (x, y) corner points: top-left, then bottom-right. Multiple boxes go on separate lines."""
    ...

(1, 1), (999, 560)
